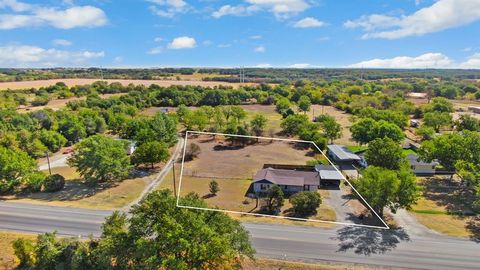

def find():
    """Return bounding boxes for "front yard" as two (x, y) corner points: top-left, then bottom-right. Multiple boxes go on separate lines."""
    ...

(409, 176), (479, 239)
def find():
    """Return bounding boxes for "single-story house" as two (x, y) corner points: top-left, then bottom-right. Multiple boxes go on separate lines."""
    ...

(407, 92), (428, 99)
(407, 154), (438, 175)
(315, 165), (344, 186)
(468, 106), (480, 114)
(327, 145), (361, 164)
(252, 167), (320, 194)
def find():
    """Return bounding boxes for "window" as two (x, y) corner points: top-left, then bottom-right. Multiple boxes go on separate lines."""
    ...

(260, 184), (267, 190)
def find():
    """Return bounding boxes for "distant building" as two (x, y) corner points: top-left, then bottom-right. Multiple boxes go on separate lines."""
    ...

(407, 92), (428, 99)
(407, 154), (438, 175)
(468, 106), (480, 114)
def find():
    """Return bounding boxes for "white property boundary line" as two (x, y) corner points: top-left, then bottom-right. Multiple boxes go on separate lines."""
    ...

(176, 130), (390, 230)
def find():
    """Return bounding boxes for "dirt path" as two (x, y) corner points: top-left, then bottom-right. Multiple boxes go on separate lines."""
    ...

(125, 137), (184, 209)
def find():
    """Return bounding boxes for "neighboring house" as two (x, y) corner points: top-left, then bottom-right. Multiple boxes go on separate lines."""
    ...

(468, 106), (480, 114)
(252, 168), (320, 194)
(407, 154), (438, 175)
(315, 165), (344, 186)
(327, 144), (361, 164)
(407, 92), (428, 99)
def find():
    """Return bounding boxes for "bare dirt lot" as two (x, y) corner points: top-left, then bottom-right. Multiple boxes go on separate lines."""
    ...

(183, 134), (315, 179)
(0, 78), (253, 90)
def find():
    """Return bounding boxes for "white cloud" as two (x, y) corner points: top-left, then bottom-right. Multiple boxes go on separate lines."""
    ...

(254, 45), (265, 53)
(212, 5), (259, 18)
(0, 44), (104, 67)
(217, 43), (231, 48)
(255, 63), (272, 68)
(53, 39), (72, 46)
(293, 17), (325, 28)
(0, 1), (107, 30)
(348, 53), (453, 68)
(148, 46), (163, 54)
(212, 0), (310, 19)
(290, 63), (311, 68)
(460, 53), (480, 69)
(148, 0), (188, 18)
(202, 40), (213, 46)
(249, 35), (262, 39)
(154, 37), (164, 42)
(167, 36), (196, 49)
(0, 0), (32, 12)
(345, 0), (480, 39)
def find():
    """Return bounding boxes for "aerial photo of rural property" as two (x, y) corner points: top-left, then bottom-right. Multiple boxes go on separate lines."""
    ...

(0, 0), (480, 270)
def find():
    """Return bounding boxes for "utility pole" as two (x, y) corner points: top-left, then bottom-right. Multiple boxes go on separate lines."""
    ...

(45, 151), (52, 176)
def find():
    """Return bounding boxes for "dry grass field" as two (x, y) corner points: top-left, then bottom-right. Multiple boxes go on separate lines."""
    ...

(0, 78), (253, 91)
(0, 231), (36, 270)
(410, 176), (475, 238)
(183, 134), (315, 179)
(310, 105), (354, 145)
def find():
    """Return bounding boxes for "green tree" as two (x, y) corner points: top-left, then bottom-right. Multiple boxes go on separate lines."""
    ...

(275, 97), (291, 113)
(37, 130), (67, 153)
(97, 190), (254, 269)
(209, 180), (220, 196)
(416, 126), (435, 140)
(364, 138), (405, 170)
(352, 166), (419, 216)
(316, 114), (342, 143)
(0, 146), (37, 194)
(456, 114), (480, 132)
(264, 185), (284, 214)
(289, 191), (322, 217)
(423, 112), (452, 132)
(68, 135), (132, 184)
(350, 118), (376, 145)
(280, 114), (309, 136)
(43, 174), (65, 192)
(250, 114), (267, 136)
(131, 141), (169, 169)
(298, 95), (312, 114)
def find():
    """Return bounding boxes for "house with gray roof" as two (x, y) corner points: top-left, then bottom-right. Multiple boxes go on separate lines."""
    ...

(407, 154), (438, 175)
(251, 165), (344, 195)
(327, 145), (361, 164)
(252, 168), (320, 194)
(315, 165), (344, 186)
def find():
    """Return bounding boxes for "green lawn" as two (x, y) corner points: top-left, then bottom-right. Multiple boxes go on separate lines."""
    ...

(346, 145), (368, 153)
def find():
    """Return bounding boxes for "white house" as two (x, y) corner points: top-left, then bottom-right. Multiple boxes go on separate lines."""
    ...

(407, 154), (438, 175)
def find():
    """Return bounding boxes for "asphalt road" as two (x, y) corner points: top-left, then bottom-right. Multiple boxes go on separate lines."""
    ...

(0, 201), (479, 270)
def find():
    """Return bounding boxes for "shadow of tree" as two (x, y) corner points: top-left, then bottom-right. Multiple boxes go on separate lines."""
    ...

(422, 177), (476, 215)
(332, 226), (410, 255)
(466, 217), (480, 243)
(10, 179), (119, 202)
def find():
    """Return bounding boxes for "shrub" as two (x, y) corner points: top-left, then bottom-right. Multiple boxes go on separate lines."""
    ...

(25, 172), (46, 193)
(44, 174), (65, 192)
(289, 191), (322, 217)
(185, 143), (201, 161)
(12, 238), (36, 268)
(209, 180), (220, 195)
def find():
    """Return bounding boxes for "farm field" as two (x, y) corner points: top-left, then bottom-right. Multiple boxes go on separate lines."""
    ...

(0, 78), (253, 91)
(16, 93), (124, 113)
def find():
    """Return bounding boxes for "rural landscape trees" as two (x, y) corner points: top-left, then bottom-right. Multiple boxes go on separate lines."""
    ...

(12, 190), (255, 269)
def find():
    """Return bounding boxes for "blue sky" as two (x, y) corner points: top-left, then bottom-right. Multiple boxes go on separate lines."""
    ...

(1, 0), (480, 68)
